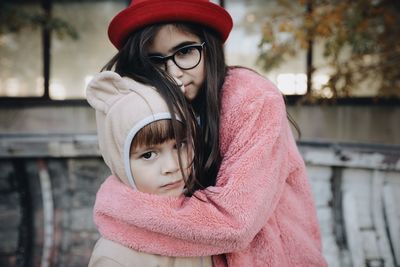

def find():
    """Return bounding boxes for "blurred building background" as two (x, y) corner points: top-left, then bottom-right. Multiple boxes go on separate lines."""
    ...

(0, 0), (399, 266)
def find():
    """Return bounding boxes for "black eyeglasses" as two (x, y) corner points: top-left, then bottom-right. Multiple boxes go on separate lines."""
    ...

(148, 42), (205, 70)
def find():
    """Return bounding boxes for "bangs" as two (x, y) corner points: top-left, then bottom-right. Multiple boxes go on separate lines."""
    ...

(131, 119), (186, 149)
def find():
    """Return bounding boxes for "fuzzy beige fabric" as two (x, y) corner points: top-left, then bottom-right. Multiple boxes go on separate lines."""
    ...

(86, 71), (173, 187)
(89, 237), (212, 267)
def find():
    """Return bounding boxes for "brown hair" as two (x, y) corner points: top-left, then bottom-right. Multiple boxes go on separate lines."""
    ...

(103, 22), (227, 193)
(131, 120), (186, 150)
(130, 119), (196, 195)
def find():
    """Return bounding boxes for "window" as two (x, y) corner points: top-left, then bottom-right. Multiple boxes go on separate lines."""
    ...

(1, 0), (398, 102)
(224, 0), (400, 100)
(0, 3), (43, 97)
(0, 0), (127, 100)
(224, 0), (308, 96)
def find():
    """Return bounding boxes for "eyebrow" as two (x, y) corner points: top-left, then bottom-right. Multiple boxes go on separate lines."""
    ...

(131, 146), (154, 155)
(148, 41), (199, 57)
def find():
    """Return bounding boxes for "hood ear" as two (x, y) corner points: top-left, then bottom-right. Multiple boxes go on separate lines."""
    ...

(86, 71), (157, 114)
(86, 71), (131, 114)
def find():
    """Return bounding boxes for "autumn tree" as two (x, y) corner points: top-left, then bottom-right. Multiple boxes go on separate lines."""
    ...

(258, 0), (400, 99)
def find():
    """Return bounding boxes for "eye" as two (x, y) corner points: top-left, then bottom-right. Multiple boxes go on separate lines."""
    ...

(141, 151), (156, 160)
(176, 46), (196, 57)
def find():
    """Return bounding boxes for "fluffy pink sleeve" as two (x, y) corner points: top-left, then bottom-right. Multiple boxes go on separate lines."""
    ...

(94, 70), (292, 256)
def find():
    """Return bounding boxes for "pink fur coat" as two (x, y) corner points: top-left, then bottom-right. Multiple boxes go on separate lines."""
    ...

(93, 68), (327, 267)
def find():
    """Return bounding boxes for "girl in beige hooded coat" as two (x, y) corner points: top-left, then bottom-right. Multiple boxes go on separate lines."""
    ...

(86, 71), (212, 267)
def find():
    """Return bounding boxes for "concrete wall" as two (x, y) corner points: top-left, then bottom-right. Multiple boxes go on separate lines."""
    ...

(287, 105), (400, 145)
(0, 104), (399, 145)
(0, 157), (108, 267)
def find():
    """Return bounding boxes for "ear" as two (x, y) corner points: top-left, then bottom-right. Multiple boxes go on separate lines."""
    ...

(86, 71), (128, 114)
(86, 71), (157, 114)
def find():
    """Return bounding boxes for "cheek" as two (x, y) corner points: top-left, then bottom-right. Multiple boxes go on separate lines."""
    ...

(135, 174), (158, 194)
(130, 163), (155, 192)
(197, 60), (206, 85)
(188, 64), (205, 100)
(182, 148), (194, 169)
(188, 148), (194, 163)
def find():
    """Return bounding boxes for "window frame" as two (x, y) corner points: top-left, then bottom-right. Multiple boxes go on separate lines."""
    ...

(0, 0), (130, 103)
(0, 0), (399, 106)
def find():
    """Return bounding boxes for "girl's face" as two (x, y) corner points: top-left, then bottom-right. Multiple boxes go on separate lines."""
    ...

(130, 139), (192, 196)
(147, 25), (206, 101)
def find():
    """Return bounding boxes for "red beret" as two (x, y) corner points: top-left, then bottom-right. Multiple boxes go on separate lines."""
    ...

(108, 0), (233, 50)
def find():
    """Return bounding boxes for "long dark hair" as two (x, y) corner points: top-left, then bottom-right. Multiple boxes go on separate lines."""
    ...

(103, 22), (227, 193)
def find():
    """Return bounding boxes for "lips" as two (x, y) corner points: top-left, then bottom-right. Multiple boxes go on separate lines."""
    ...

(161, 180), (184, 189)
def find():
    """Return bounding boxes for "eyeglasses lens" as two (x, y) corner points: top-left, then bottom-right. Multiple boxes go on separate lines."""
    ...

(174, 46), (201, 69)
(149, 43), (204, 70)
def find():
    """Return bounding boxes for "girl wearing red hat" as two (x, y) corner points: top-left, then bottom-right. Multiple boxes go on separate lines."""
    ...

(92, 0), (328, 266)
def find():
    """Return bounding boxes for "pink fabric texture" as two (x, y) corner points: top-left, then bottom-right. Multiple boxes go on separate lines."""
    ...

(93, 68), (327, 267)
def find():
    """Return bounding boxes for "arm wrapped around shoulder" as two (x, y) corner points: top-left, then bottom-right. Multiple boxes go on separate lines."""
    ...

(93, 69), (301, 256)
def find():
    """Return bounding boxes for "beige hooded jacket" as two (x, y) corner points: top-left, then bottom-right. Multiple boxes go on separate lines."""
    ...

(86, 71), (213, 267)
(89, 238), (213, 267)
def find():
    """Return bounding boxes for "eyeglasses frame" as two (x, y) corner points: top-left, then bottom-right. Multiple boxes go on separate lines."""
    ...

(148, 42), (206, 70)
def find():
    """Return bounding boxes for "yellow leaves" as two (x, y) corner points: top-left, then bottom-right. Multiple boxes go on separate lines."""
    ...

(315, 23), (331, 37)
(278, 21), (293, 32)
(258, 0), (400, 98)
(294, 29), (308, 49)
(298, 0), (309, 6)
(310, 3), (347, 38)
(261, 23), (274, 43)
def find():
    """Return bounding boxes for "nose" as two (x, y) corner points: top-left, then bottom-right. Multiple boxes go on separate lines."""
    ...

(161, 150), (180, 175)
(166, 59), (184, 79)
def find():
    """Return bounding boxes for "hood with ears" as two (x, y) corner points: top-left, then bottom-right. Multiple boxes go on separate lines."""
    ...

(86, 71), (174, 188)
